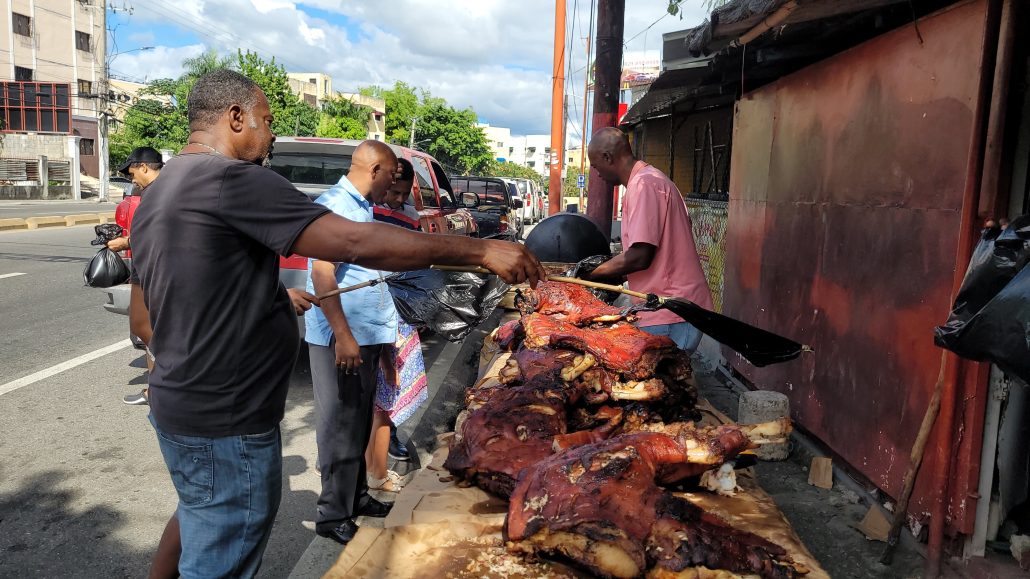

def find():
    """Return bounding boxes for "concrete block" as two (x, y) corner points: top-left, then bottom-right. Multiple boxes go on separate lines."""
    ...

(0, 218), (28, 231)
(64, 213), (102, 226)
(98, 212), (117, 224)
(738, 390), (791, 461)
(25, 216), (67, 230)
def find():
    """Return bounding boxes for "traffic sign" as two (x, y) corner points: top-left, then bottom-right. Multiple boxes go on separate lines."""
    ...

(577, 174), (585, 187)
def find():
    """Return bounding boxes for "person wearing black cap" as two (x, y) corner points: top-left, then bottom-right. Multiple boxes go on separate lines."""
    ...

(107, 146), (164, 253)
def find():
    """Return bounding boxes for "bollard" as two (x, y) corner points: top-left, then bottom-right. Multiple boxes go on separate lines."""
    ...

(738, 390), (791, 461)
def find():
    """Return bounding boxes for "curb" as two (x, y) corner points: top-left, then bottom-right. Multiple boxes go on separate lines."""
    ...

(0, 212), (116, 231)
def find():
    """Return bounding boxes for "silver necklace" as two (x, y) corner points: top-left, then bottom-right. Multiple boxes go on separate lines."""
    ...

(187, 142), (222, 155)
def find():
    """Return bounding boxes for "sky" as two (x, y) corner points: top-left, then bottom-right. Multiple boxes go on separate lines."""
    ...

(107, 0), (710, 140)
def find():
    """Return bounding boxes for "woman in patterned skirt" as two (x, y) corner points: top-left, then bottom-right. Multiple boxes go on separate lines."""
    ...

(366, 158), (428, 492)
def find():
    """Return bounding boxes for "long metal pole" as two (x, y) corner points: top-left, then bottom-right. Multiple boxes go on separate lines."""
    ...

(548, 0), (566, 215)
(585, 0), (624, 238)
(580, 0), (597, 212)
(926, 0), (1003, 575)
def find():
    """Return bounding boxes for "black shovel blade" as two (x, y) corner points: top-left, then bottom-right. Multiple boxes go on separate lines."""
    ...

(656, 297), (804, 367)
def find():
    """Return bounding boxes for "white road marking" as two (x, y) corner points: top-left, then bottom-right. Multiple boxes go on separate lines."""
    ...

(0, 339), (133, 397)
(0, 272), (26, 280)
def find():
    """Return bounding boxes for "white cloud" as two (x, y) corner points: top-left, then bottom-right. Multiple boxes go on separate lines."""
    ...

(115, 0), (712, 134)
(109, 44), (206, 83)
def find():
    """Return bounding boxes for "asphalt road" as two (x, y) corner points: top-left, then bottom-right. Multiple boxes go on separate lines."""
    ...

(0, 224), (452, 578)
(0, 200), (121, 219)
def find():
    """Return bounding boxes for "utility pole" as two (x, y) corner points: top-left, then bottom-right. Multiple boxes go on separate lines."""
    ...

(579, 22), (593, 212)
(585, 0), (624, 239)
(408, 117), (418, 149)
(547, 0), (566, 215)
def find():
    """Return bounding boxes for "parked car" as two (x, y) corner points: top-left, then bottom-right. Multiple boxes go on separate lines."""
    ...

(500, 178), (542, 225)
(100, 138), (478, 321)
(451, 176), (523, 241)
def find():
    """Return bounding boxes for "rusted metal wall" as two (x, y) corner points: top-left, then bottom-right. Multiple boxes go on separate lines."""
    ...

(724, 0), (989, 533)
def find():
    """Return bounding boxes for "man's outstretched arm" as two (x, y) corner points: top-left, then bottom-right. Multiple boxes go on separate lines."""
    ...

(292, 214), (547, 286)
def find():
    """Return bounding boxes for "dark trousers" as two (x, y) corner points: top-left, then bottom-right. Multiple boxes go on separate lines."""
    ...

(309, 340), (385, 530)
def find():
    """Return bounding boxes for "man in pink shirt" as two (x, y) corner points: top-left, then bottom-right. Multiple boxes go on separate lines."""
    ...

(587, 127), (713, 352)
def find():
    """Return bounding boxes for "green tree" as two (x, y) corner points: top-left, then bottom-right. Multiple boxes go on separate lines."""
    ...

(316, 96), (370, 139)
(414, 99), (493, 174)
(486, 160), (545, 188)
(361, 81), (419, 145)
(563, 166), (588, 198)
(235, 50), (318, 137)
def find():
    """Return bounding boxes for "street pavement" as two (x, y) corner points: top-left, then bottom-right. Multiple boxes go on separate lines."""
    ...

(0, 200), (121, 220)
(0, 224), (453, 578)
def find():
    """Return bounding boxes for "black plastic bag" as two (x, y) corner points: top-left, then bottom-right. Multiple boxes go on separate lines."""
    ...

(388, 269), (509, 342)
(563, 254), (621, 303)
(83, 248), (130, 288)
(91, 223), (124, 246)
(934, 215), (1030, 384)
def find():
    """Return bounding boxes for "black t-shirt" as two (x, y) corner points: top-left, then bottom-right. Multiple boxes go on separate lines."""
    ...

(130, 153), (330, 437)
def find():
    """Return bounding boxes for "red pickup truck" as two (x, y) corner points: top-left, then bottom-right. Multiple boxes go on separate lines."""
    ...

(101, 138), (478, 319)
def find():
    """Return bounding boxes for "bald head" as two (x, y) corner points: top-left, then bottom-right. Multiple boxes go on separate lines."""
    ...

(587, 127), (635, 186)
(352, 140), (397, 169)
(348, 140), (399, 203)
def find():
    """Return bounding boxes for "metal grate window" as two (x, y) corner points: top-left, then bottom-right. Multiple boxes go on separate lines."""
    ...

(14, 67), (32, 81)
(77, 79), (92, 96)
(13, 13), (30, 37)
(79, 138), (95, 156)
(75, 31), (91, 52)
(0, 82), (72, 133)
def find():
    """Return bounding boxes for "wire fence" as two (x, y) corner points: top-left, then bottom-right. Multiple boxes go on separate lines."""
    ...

(685, 198), (728, 312)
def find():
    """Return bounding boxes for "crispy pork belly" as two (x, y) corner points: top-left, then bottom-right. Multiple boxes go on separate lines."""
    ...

(506, 430), (806, 579)
(516, 281), (628, 325)
(521, 314), (681, 380)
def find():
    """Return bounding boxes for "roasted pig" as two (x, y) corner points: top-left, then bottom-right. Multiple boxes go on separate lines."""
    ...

(521, 314), (681, 380)
(444, 376), (581, 498)
(516, 281), (628, 325)
(506, 428), (806, 579)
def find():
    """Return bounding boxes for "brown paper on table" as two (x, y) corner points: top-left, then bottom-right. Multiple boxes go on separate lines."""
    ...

(328, 346), (830, 579)
(808, 457), (834, 489)
(855, 506), (891, 542)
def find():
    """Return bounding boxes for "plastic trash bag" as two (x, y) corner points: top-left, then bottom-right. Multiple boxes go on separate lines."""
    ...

(388, 269), (509, 342)
(563, 254), (621, 303)
(83, 248), (130, 288)
(91, 223), (124, 246)
(934, 215), (1030, 384)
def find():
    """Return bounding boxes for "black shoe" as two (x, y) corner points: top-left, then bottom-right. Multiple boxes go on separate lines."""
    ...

(356, 497), (393, 518)
(316, 519), (358, 545)
(122, 389), (148, 406)
(388, 432), (410, 461)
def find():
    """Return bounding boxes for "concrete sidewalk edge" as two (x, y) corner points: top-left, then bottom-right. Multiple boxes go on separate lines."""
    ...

(0, 212), (116, 231)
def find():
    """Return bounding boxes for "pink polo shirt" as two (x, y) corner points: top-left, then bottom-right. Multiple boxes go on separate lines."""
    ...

(622, 161), (713, 327)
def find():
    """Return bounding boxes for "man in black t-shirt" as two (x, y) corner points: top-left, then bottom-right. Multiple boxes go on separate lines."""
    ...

(130, 69), (545, 578)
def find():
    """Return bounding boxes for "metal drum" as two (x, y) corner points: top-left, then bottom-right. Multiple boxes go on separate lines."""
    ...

(524, 213), (610, 263)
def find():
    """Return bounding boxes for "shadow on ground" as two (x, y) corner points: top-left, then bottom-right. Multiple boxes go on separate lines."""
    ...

(0, 468), (152, 577)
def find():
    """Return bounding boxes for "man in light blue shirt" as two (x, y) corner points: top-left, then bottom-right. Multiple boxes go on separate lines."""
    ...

(305, 141), (402, 545)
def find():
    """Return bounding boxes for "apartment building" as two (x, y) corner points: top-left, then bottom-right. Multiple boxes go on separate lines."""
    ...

(0, 0), (105, 190)
(337, 92), (385, 141)
(287, 72), (332, 107)
(508, 134), (554, 178)
(479, 123), (513, 163)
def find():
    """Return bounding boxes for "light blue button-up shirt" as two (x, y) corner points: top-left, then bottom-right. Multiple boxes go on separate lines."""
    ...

(304, 176), (398, 347)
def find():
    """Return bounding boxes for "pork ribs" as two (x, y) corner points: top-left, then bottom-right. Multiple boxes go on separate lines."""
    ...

(516, 281), (627, 325)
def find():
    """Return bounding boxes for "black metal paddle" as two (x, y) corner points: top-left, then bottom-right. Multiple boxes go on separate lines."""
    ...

(545, 276), (811, 367)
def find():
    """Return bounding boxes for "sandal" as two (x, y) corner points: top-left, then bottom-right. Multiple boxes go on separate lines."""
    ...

(368, 471), (404, 492)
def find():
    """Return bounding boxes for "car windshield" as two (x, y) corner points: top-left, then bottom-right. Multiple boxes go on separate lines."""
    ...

(269, 153), (350, 186)
(517, 180), (529, 196)
(456, 179), (508, 205)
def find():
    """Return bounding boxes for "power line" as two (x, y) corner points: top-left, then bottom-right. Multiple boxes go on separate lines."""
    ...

(624, 11), (670, 46)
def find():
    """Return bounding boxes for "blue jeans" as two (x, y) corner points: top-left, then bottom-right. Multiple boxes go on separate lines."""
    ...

(150, 415), (282, 579)
(641, 322), (703, 353)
